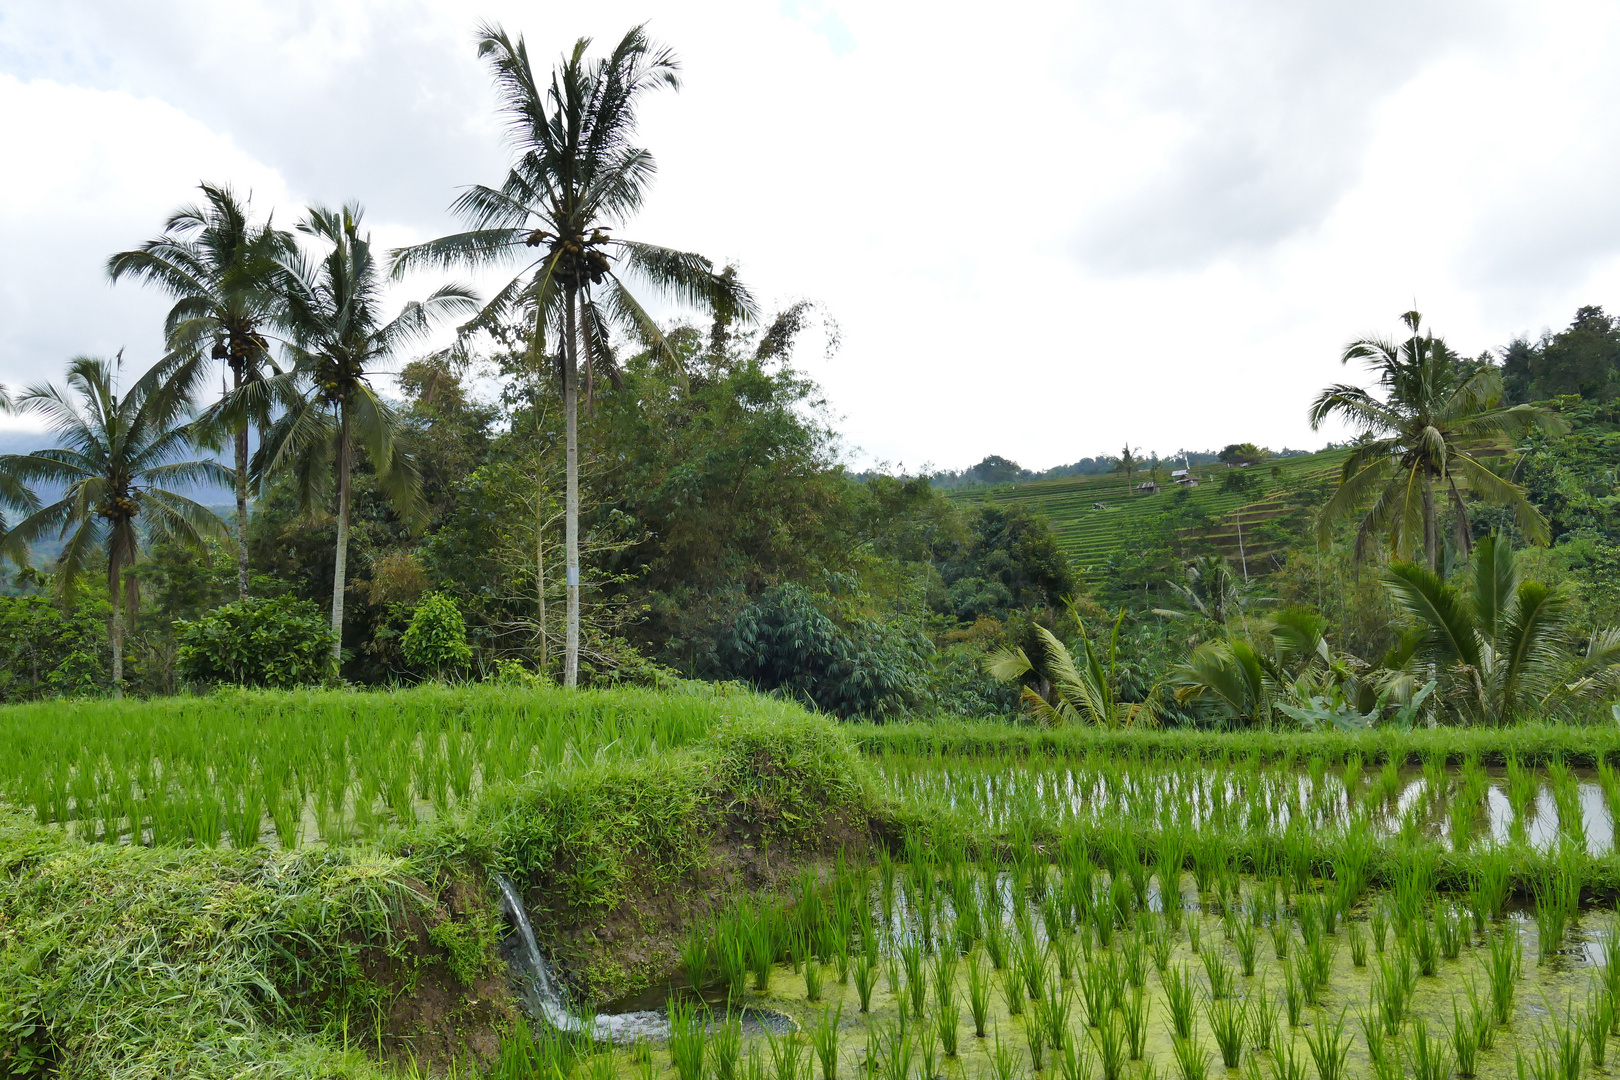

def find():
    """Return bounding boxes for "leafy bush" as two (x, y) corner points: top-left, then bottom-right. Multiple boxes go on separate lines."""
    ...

(720, 584), (931, 719)
(175, 597), (336, 688)
(0, 596), (107, 702)
(400, 592), (473, 677)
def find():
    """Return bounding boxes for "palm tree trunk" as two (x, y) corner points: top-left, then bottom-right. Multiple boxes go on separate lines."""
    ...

(536, 495), (548, 671)
(564, 284), (581, 688)
(234, 416), (250, 601)
(1423, 474), (1439, 571)
(330, 409), (351, 666)
(109, 564), (124, 699)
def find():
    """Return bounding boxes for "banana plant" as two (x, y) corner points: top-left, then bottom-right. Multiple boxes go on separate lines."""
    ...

(986, 605), (1156, 727)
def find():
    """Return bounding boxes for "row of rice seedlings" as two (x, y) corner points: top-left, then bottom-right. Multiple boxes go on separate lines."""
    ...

(874, 748), (1607, 854)
(0, 684), (739, 848)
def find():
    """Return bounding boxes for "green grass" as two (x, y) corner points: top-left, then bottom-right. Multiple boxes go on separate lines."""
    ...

(946, 448), (1345, 568)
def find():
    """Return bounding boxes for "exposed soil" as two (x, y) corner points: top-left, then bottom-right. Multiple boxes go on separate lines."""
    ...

(367, 878), (523, 1074)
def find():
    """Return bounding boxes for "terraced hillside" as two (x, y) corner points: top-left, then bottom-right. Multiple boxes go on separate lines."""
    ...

(948, 447), (1346, 570)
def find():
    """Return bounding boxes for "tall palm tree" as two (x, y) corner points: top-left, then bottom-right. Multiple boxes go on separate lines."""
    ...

(1309, 311), (1563, 569)
(106, 183), (293, 599)
(1382, 534), (1620, 725)
(257, 204), (475, 664)
(0, 356), (230, 695)
(390, 23), (755, 687)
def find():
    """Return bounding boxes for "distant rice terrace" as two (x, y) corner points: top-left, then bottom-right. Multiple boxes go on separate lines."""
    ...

(946, 447), (1349, 571)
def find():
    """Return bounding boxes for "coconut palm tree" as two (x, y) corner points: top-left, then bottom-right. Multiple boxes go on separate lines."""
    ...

(256, 204), (475, 664)
(389, 23), (755, 687)
(1382, 534), (1620, 725)
(0, 356), (231, 695)
(1309, 311), (1564, 570)
(106, 183), (293, 599)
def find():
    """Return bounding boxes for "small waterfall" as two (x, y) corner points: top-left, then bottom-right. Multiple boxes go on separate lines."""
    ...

(496, 875), (669, 1042)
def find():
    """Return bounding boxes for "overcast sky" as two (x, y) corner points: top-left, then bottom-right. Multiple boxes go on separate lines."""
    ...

(2, 0), (1618, 472)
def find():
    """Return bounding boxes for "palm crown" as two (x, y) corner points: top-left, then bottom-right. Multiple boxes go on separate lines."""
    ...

(256, 204), (476, 660)
(0, 356), (230, 692)
(1309, 311), (1563, 569)
(390, 23), (753, 687)
(107, 183), (294, 598)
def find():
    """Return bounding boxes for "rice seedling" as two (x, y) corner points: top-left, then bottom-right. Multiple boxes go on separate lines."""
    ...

(1537, 997), (1585, 1080)
(1023, 942), (1050, 1002)
(1410, 912), (1439, 976)
(681, 924), (712, 994)
(1164, 964), (1198, 1039)
(668, 997), (708, 1080)
(1201, 946), (1234, 1000)
(985, 917), (1009, 970)
(1091, 1014), (1127, 1080)
(1171, 1035), (1209, 1080)
(1051, 929), (1078, 982)
(1207, 994), (1247, 1068)
(1251, 982), (1278, 1052)
(1231, 912), (1258, 976)
(1186, 915), (1201, 954)
(1404, 1017), (1451, 1080)
(1586, 983), (1614, 1069)
(1000, 960), (1025, 1017)
(1373, 948), (1416, 1035)
(855, 950), (879, 1013)
(1361, 1010), (1402, 1080)
(1269, 1036), (1309, 1080)
(1449, 999), (1481, 1078)
(1282, 959), (1304, 1027)
(917, 1025), (941, 1080)
(749, 909), (777, 992)
(1482, 927), (1523, 1026)
(990, 1026), (1019, 1080)
(967, 951), (992, 1036)
(1025, 1014), (1046, 1074)
(714, 1014), (744, 1080)
(1370, 904), (1388, 955)
(1268, 914), (1289, 960)
(1302, 1008), (1350, 1080)
(1347, 921), (1366, 967)
(809, 1004), (841, 1080)
(1121, 984), (1148, 1060)
(1305, 928), (1336, 995)
(1149, 921), (1173, 973)
(1436, 902), (1464, 961)
(1055, 1026), (1095, 1080)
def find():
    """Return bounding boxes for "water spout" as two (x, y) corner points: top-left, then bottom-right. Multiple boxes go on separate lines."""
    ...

(496, 875), (669, 1042)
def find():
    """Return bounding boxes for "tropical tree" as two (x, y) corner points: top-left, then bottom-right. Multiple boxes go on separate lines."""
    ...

(1309, 311), (1564, 569)
(1381, 534), (1620, 724)
(1116, 445), (1137, 488)
(390, 23), (754, 686)
(256, 205), (475, 663)
(0, 356), (231, 694)
(106, 183), (293, 599)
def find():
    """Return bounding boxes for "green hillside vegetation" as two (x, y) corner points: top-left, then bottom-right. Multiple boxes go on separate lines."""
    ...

(946, 447), (1346, 571)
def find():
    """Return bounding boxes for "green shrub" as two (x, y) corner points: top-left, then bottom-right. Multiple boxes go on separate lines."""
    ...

(175, 597), (336, 688)
(720, 583), (930, 719)
(0, 595), (108, 702)
(400, 592), (473, 678)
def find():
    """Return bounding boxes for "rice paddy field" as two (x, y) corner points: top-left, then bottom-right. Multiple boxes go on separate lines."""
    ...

(9, 689), (1620, 1080)
(944, 449), (1345, 569)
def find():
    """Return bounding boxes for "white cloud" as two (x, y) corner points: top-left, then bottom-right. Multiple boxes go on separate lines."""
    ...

(3, 0), (1620, 469)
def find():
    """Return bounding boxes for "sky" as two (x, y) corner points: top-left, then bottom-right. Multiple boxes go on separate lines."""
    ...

(3, 0), (1620, 473)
